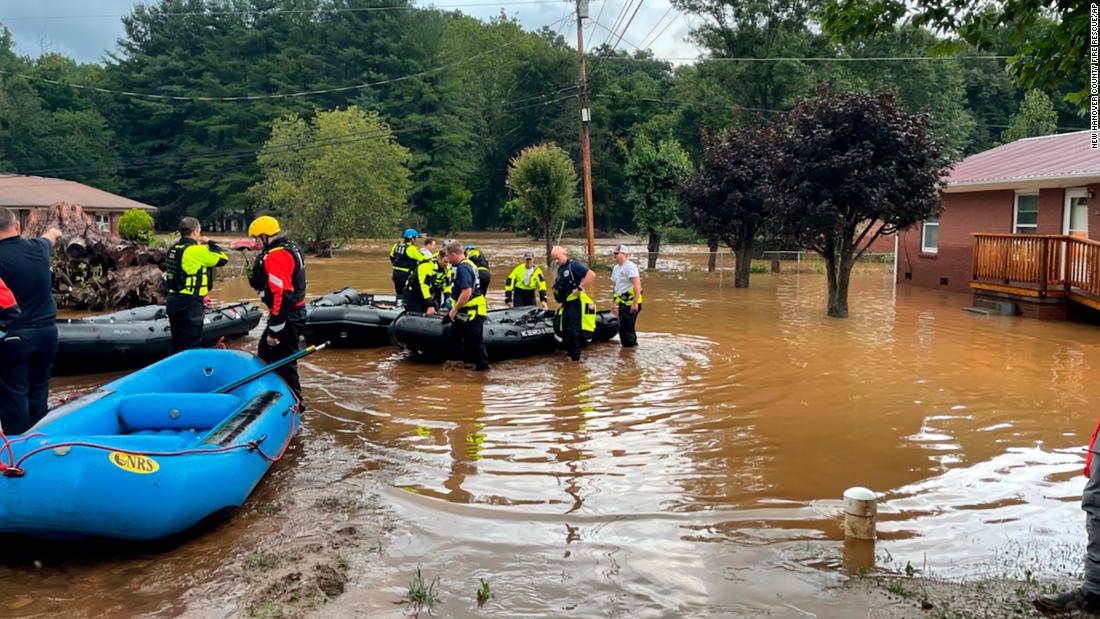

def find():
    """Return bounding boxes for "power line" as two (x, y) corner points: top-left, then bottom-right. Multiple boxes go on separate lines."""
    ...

(0, 1), (565, 21)
(12, 80), (583, 178)
(606, 0), (645, 54)
(584, 0), (609, 54)
(640, 97), (1089, 133)
(0, 14), (571, 103)
(639, 8), (680, 50)
(602, 54), (1011, 62)
(596, 0), (634, 51)
(589, 18), (642, 51)
(636, 5), (674, 49)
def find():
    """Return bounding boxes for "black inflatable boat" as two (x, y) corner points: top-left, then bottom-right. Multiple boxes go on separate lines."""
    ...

(391, 306), (619, 361)
(54, 302), (261, 375)
(303, 288), (403, 348)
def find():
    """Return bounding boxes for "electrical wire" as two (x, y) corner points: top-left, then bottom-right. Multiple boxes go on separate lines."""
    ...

(606, 0), (644, 54)
(0, 1), (566, 21)
(0, 14), (572, 103)
(635, 4), (674, 49)
(602, 54), (1011, 62)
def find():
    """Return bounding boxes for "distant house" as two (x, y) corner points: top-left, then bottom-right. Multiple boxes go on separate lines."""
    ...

(0, 175), (158, 235)
(897, 131), (1100, 319)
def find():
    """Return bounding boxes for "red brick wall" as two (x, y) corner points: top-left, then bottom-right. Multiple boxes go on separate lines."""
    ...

(1037, 188), (1063, 233)
(897, 190), (1016, 294)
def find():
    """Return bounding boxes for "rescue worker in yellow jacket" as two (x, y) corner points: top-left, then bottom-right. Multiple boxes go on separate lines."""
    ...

(464, 244), (491, 293)
(504, 251), (548, 308)
(445, 241), (489, 371)
(164, 216), (229, 353)
(404, 248), (440, 314)
(551, 245), (596, 361)
(390, 228), (424, 296)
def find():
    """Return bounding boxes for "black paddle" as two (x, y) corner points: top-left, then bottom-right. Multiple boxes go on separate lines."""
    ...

(214, 342), (329, 394)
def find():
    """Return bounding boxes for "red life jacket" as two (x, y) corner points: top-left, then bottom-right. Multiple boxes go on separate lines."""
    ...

(1086, 420), (1100, 476)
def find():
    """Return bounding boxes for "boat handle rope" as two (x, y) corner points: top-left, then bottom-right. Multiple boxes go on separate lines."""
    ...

(0, 409), (299, 478)
(0, 344), (324, 478)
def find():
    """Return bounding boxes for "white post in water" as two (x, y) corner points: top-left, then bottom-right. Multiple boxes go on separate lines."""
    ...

(843, 487), (877, 540)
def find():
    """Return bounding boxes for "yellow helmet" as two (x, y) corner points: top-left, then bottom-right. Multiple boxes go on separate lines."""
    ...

(248, 215), (281, 237)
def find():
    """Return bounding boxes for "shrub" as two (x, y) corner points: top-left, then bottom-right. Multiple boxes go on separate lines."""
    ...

(118, 209), (155, 242)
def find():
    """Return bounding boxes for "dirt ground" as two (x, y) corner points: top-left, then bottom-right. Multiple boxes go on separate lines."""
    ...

(844, 575), (1094, 619)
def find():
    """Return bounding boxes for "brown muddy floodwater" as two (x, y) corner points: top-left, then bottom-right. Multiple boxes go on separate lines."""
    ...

(2, 237), (1097, 618)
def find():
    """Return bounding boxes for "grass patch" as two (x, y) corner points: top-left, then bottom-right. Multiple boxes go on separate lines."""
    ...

(247, 601), (285, 619)
(245, 553), (281, 571)
(407, 567), (441, 609)
(477, 578), (492, 606)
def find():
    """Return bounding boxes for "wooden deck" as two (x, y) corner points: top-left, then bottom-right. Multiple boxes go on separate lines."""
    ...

(971, 233), (1100, 310)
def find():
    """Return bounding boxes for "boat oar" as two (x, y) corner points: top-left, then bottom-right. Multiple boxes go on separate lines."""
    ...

(214, 342), (330, 394)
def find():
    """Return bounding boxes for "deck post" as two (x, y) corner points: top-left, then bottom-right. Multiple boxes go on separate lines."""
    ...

(1038, 238), (1048, 298)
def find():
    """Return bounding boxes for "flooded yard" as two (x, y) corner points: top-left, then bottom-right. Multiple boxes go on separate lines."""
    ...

(5, 240), (1096, 617)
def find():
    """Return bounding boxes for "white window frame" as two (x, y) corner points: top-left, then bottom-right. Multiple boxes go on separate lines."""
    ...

(921, 218), (939, 253)
(94, 213), (110, 232)
(1013, 191), (1040, 234)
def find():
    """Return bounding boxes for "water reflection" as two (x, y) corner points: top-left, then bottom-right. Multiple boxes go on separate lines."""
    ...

(23, 245), (1100, 617)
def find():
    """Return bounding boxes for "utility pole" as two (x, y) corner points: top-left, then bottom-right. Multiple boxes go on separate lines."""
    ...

(575, 0), (596, 264)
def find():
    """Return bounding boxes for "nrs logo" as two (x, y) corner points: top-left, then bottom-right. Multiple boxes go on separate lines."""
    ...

(108, 452), (160, 474)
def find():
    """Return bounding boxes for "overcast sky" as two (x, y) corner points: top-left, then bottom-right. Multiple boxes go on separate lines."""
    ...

(0, 0), (701, 65)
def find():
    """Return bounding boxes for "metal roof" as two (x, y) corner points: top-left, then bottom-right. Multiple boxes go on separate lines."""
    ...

(0, 175), (157, 211)
(944, 131), (1100, 192)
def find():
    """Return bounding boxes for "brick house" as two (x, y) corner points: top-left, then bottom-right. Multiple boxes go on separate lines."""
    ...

(896, 131), (1100, 318)
(0, 175), (158, 235)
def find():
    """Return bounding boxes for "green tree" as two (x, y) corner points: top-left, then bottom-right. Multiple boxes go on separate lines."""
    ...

(250, 106), (412, 256)
(506, 143), (578, 266)
(768, 84), (950, 317)
(624, 135), (693, 269)
(1000, 89), (1058, 144)
(682, 123), (773, 286)
(819, 0), (1091, 110)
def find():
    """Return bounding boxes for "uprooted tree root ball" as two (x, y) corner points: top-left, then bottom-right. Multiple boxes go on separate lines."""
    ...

(24, 202), (167, 310)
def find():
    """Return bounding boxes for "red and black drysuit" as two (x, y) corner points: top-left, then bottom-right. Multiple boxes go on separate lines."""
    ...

(0, 276), (23, 434)
(248, 235), (307, 403)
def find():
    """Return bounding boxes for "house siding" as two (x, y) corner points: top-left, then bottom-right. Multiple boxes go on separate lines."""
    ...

(899, 185), (1099, 296)
(898, 190), (1014, 294)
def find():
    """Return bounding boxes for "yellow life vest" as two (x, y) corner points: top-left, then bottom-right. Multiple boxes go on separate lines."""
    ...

(453, 258), (487, 318)
(557, 291), (596, 333)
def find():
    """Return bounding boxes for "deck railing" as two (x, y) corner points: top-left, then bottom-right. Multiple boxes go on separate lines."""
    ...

(972, 233), (1100, 298)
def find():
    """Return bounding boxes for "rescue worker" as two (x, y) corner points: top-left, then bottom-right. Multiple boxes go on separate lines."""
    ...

(0, 207), (62, 434)
(164, 217), (229, 353)
(431, 248), (454, 310)
(444, 241), (489, 371)
(247, 215), (307, 404)
(403, 245), (439, 314)
(550, 245), (595, 361)
(1035, 434), (1100, 614)
(465, 244), (491, 293)
(504, 251), (547, 309)
(609, 244), (642, 347)
(390, 229), (424, 296)
(0, 275), (17, 336)
(0, 275), (20, 432)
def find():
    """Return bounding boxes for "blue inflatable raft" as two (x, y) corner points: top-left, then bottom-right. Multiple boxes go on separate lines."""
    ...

(0, 349), (299, 540)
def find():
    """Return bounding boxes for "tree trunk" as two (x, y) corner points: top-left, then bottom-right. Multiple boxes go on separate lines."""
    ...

(707, 237), (718, 272)
(734, 236), (753, 288)
(647, 230), (659, 270)
(544, 223), (552, 267)
(825, 252), (852, 318)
